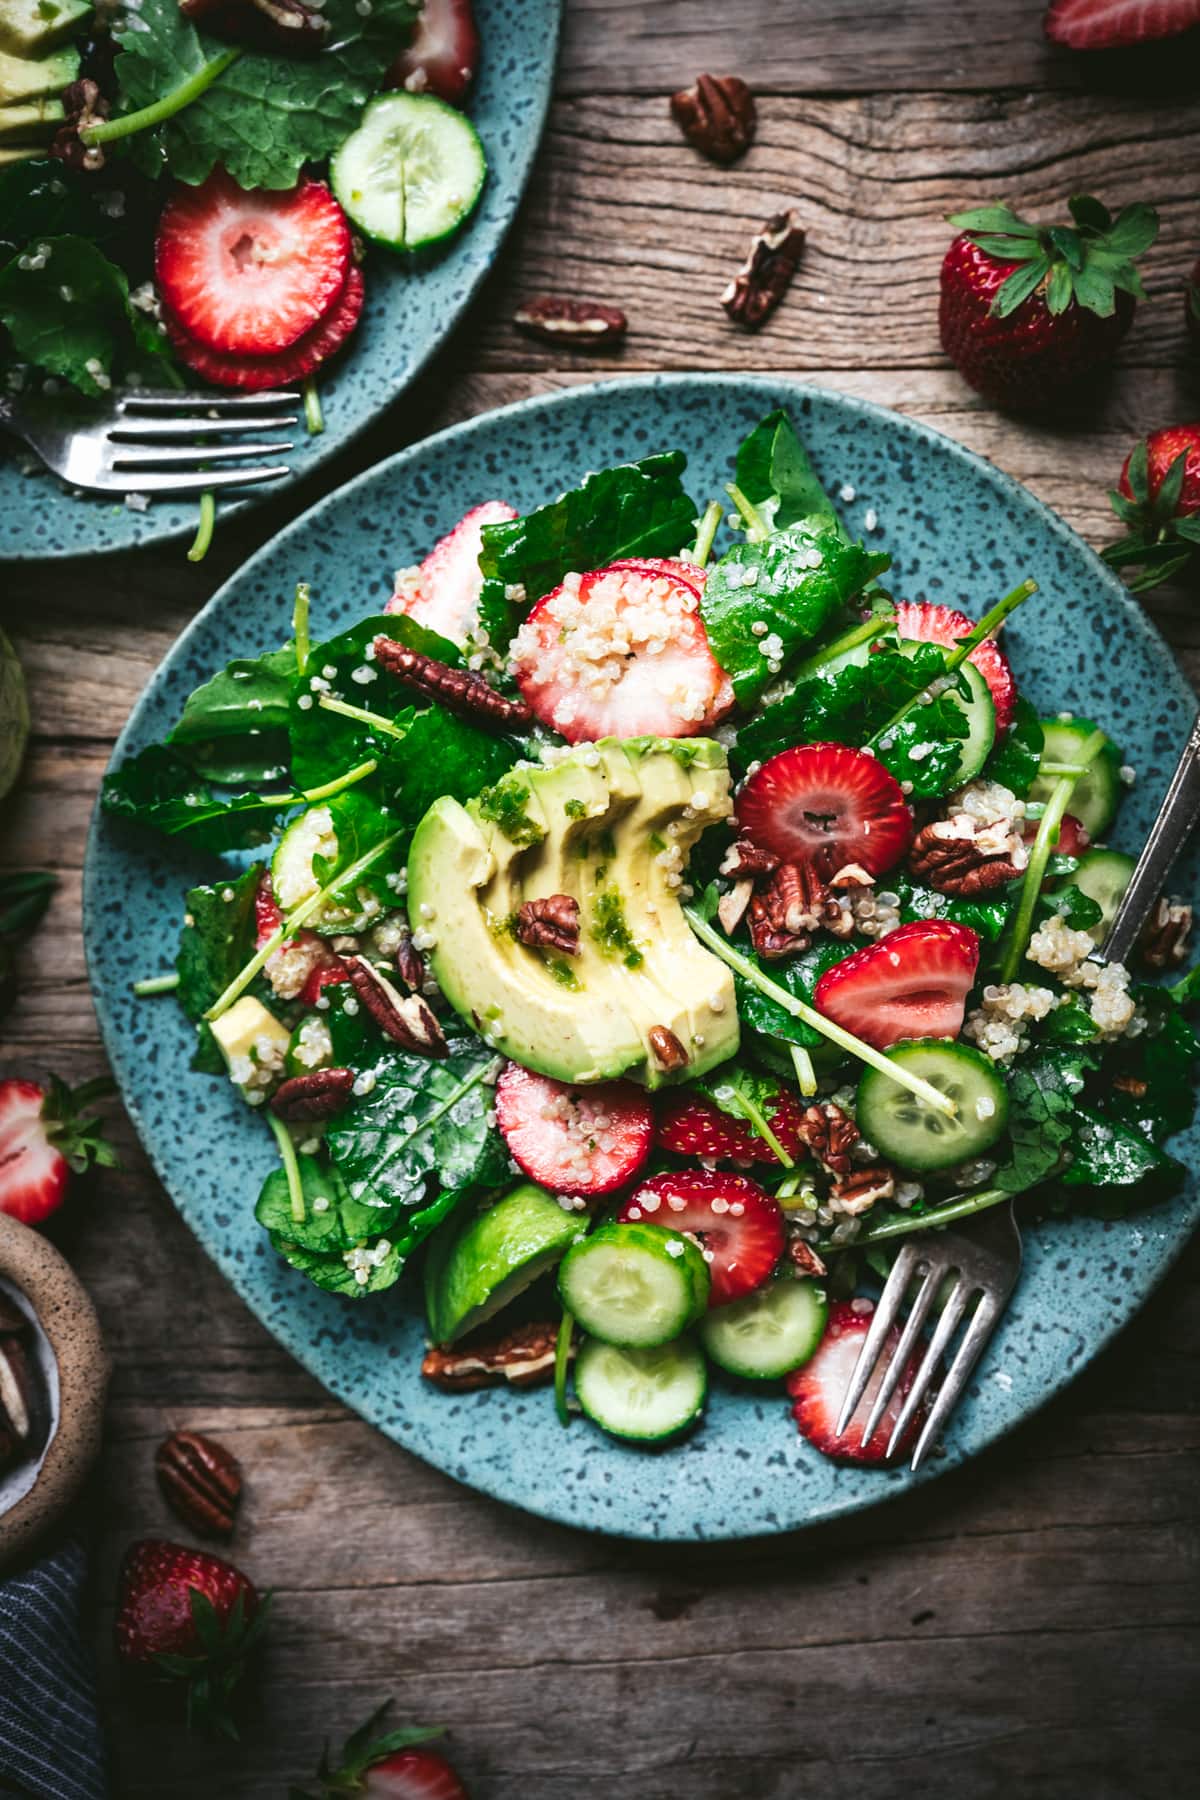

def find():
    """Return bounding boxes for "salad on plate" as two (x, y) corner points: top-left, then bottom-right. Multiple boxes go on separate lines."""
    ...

(101, 406), (1200, 1466)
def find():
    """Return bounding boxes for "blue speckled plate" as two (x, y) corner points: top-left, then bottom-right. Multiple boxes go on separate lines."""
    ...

(0, 0), (559, 562)
(83, 376), (1200, 1540)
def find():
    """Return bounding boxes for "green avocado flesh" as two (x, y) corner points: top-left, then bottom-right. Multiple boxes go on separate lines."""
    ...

(0, 2), (91, 58)
(424, 1181), (580, 1345)
(0, 45), (79, 106)
(407, 737), (740, 1088)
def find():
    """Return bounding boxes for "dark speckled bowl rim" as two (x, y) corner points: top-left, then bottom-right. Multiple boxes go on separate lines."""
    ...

(84, 374), (1200, 1540)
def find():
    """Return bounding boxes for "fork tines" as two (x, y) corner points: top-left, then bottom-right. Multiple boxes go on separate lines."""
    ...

(100, 390), (301, 493)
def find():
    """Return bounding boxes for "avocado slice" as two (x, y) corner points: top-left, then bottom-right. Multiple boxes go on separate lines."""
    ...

(0, 45), (79, 105)
(407, 739), (740, 1088)
(0, 2), (91, 57)
(0, 96), (64, 139)
(424, 1181), (580, 1345)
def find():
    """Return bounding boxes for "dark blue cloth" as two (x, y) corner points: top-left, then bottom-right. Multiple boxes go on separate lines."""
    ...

(0, 1538), (107, 1800)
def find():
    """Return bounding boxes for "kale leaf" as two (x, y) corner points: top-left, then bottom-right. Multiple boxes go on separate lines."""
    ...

(893, 874), (1014, 942)
(175, 862), (263, 1070)
(733, 407), (847, 537)
(1060, 1108), (1182, 1197)
(111, 0), (418, 191)
(101, 745), (295, 850)
(992, 1045), (1092, 1194)
(476, 452), (697, 655)
(0, 235), (174, 396)
(388, 704), (522, 829)
(256, 1152), (401, 1252)
(170, 645), (298, 785)
(734, 939), (859, 1051)
(984, 695), (1043, 797)
(700, 525), (888, 705)
(268, 1231), (405, 1298)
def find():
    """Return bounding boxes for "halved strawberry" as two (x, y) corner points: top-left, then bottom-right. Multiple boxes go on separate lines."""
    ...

(163, 263), (364, 392)
(299, 1698), (469, 1800)
(787, 1298), (924, 1464)
(155, 170), (352, 356)
(736, 742), (913, 879)
(494, 1063), (653, 1197)
(1045, 0), (1200, 49)
(894, 600), (1017, 734)
(385, 0), (481, 106)
(655, 1088), (809, 1166)
(618, 1170), (785, 1306)
(255, 877), (347, 1006)
(386, 500), (517, 646)
(509, 560), (735, 743)
(813, 918), (980, 1050)
(359, 1748), (468, 1798)
(0, 1076), (117, 1226)
(1023, 811), (1090, 859)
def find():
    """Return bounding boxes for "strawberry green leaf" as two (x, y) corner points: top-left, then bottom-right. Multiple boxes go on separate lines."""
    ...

(1048, 225), (1084, 270)
(1046, 261), (1073, 315)
(1125, 439), (1150, 504)
(1154, 448), (1190, 521)
(947, 205), (1041, 237)
(1125, 551), (1194, 592)
(1070, 263), (1116, 316)
(964, 234), (1044, 262)
(992, 255), (1050, 318)
(1174, 515), (1200, 543)
(1069, 194), (1112, 233)
(1107, 489), (1145, 528)
(1104, 202), (1160, 259)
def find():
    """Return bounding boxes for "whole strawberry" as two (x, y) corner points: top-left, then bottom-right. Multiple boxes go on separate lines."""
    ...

(939, 196), (1158, 412)
(1104, 425), (1200, 592)
(0, 1074), (117, 1224)
(115, 1538), (269, 1737)
(291, 1699), (469, 1798)
(1045, 0), (1200, 50)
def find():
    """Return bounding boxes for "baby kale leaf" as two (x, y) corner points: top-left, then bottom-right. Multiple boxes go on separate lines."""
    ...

(101, 745), (295, 850)
(0, 234), (174, 396)
(984, 695), (1043, 797)
(733, 407), (848, 537)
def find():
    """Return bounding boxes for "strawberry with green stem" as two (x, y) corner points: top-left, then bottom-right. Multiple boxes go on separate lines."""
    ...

(939, 196), (1158, 412)
(0, 1074), (118, 1224)
(291, 1698), (468, 1799)
(1104, 426), (1200, 592)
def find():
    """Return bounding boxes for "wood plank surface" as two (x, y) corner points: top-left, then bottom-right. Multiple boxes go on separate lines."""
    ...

(2, 6), (1199, 1795)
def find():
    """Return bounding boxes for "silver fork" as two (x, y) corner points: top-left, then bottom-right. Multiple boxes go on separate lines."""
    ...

(0, 387), (300, 497)
(838, 707), (1200, 1471)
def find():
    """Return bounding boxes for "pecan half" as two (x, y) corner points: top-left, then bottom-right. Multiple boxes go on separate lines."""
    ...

(269, 1066), (356, 1122)
(1137, 897), (1192, 971)
(156, 1430), (243, 1539)
(670, 72), (757, 164)
(179, 0), (328, 55)
(1112, 1073), (1148, 1099)
(722, 209), (806, 330)
(831, 1166), (895, 1215)
(422, 1321), (564, 1392)
(516, 894), (580, 954)
(346, 955), (448, 1057)
(514, 296), (627, 349)
(387, 931), (428, 993)
(649, 1025), (690, 1072)
(373, 637), (533, 729)
(908, 818), (1025, 897)
(720, 836), (779, 878)
(787, 1238), (828, 1279)
(796, 1102), (860, 1176)
(747, 861), (826, 959)
(50, 78), (108, 172)
(717, 876), (755, 937)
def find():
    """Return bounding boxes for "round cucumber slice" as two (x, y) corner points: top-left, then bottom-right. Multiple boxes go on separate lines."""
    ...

(575, 1333), (707, 1441)
(331, 92), (487, 253)
(898, 641), (995, 787)
(558, 1221), (710, 1349)
(1030, 717), (1121, 838)
(424, 1182), (579, 1345)
(700, 1276), (828, 1381)
(856, 1038), (1008, 1174)
(1068, 847), (1136, 944)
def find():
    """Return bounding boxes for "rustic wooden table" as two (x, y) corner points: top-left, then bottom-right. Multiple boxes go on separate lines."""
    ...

(3, 4), (1200, 1795)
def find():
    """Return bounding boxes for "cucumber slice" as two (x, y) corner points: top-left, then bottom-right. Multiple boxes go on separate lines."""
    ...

(1069, 847), (1136, 943)
(700, 1276), (828, 1381)
(575, 1333), (707, 1441)
(856, 1038), (1008, 1174)
(557, 1222), (710, 1349)
(331, 93), (487, 253)
(1030, 718), (1121, 838)
(897, 642), (995, 787)
(272, 804), (337, 912)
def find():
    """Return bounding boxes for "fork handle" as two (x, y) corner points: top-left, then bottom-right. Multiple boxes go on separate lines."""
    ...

(1101, 708), (1200, 966)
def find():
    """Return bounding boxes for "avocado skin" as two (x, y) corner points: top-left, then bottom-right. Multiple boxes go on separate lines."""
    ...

(407, 737), (740, 1088)
(424, 1181), (580, 1345)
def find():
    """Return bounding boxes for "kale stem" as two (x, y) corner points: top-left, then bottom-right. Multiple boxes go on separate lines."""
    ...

(205, 829), (404, 1021)
(790, 612), (897, 682)
(688, 499), (724, 569)
(81, 48), (243, 145)
(133, 971), (180, 997)
(1038, 760), (1088, 777)
(293, 581), (311, 676)
(999, 727), (1106, 982)
(789, 1042), (817, 1096)
(303, 377), (324, 437)
(554, 1310), (574, 1427)
(265, 758), (378, 806)
(268, 1114), (307, 1225)
(187, 492), (215, 564)
(683, 906), (957, 1116)
(725, 481), (771, 542)
(317, 694), (409, 739)
(815, 1186), (1008, 1250)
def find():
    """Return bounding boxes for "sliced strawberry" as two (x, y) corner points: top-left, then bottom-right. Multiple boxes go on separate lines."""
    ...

(155, 170), (352, 356)
(0, 1076), (115, 1227)
(255, 876), (347, 1005)
(787, 1298), (924, 1464)
(385, 0), (481, 106)
(893, 599), (1017, 734)
(1045, 0), (1200, 50)
(386, 500), (518, 646)
(736, 742), (913, 879)
(494, 1063), (653, 1197)
(813, 918), (980, 1050)
(618, 1170), (785, 1306)
(509, 560), (735, 743)
(163, 263), (364, 392)
(1022, 811), (1090, 860)
(362, 1749), (469, 1799)
(655, 1087), (809, 1167)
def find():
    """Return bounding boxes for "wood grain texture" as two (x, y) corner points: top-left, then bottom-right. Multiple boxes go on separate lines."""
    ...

(2, 10), (1200, 1796)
